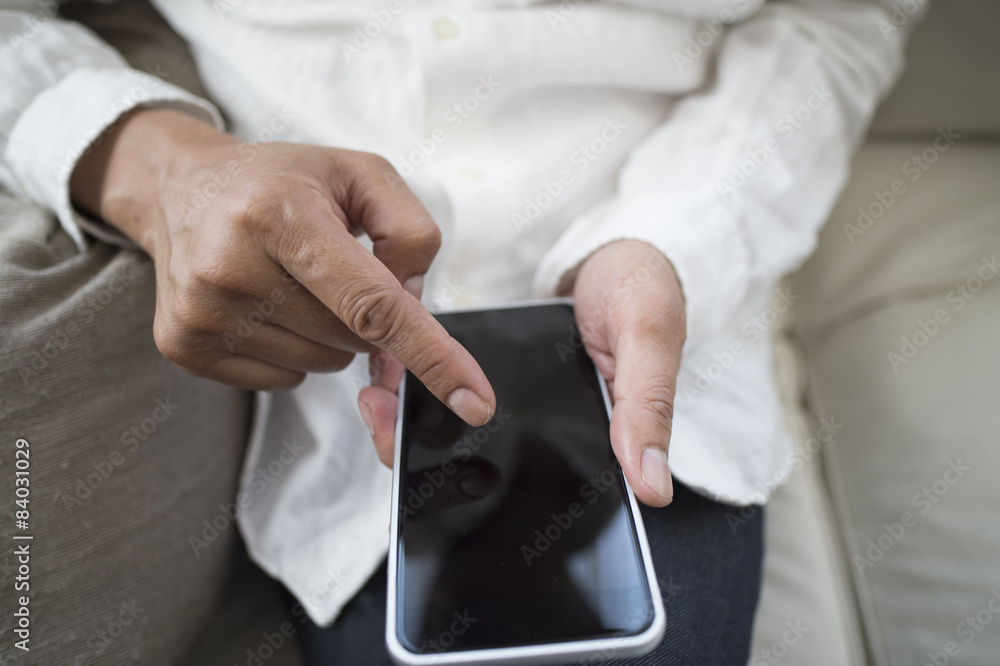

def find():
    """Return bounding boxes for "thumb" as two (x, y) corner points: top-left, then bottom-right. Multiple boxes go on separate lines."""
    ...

(608, 321), (681, 507)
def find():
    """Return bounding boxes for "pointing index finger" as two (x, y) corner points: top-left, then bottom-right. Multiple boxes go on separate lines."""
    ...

(277, 196), (495, 427)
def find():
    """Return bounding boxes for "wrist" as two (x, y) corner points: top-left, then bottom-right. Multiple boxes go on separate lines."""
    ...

(69, 107), (234, 254)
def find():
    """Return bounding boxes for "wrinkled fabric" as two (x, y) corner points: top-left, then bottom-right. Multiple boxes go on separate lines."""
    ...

(0, 0), (917, 625)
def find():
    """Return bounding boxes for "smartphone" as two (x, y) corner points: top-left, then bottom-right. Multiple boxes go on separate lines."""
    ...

(386, 300), (665, 666)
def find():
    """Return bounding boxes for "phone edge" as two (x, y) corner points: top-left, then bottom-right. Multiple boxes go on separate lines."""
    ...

(385, 299), (668, 665)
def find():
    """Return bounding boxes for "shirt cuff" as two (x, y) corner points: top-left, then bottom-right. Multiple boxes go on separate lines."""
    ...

(5, 67), (223, 251)
(534, 188), (751, 348)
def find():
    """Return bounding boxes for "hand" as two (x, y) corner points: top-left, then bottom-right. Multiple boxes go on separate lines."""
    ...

(70, 108), (495, 427)
(362, 239), (686, 508)
(569, 240), (686, 507)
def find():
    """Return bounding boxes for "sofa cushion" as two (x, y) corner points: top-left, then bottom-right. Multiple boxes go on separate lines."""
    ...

(869, 0), (1000, 137)
(748, 308), (868, 666)
(0, 190), (254, 664)
(791, 142), (1000, 666)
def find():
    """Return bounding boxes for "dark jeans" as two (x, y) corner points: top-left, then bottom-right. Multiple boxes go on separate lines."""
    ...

(292, 482), (764, 665)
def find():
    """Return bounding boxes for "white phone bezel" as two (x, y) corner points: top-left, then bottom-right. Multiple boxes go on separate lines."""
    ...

(385, 298), (665, 666)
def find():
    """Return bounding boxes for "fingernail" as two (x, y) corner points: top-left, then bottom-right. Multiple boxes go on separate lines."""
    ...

(447, 388), (493, 427)
(403, 275), (425, 299)
(358, 399), (375, 437)
(641, 447), (673, 504)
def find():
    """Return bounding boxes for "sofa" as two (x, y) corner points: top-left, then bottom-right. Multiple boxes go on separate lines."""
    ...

(749, 2), (1000, 663)
(0, 1), (996, 664)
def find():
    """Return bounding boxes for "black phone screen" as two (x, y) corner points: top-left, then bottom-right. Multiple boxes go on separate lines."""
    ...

(395, 303), (655, 654)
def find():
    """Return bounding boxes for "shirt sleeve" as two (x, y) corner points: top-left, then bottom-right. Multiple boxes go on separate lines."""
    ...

(0, 7), (223, 251)
(534, 0), (921, 347)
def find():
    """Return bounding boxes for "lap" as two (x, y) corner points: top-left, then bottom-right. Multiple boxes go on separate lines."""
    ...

(293, 481), (764, 666)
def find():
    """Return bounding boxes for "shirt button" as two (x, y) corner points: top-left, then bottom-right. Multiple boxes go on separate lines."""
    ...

(457, 166), (483, 181)
(432, 18), (460, 40)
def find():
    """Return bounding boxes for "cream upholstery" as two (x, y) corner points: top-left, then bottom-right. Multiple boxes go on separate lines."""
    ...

(751, 1), (1000, 663)
(748, 307), (868, 665)
(794, 143), (1000, 666)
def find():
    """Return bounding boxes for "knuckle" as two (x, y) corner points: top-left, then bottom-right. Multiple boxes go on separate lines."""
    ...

(362, 152), (395, 173)
(237, 190), (291, 249)
(628, 316), (667, 343)
(152, 317), (178, 361)
(640, 384), (676, 429)
(153, 314), (201, 370)
(267, 371), (307, 391)
(176, 237), (252, 296)
(167, 288), (217, 334)
(404, 221), (442, 256)
(205, 356), (306, 391)
(408, 352), (454, 394)
(308, 349), (356, 373)
(325, 351), (356, 372)
(623, 306), (685, 347)
(276, 223), (333, 281)
(188, 258), (245, 296)
(343, 285), (404, 345)
(357, 152), (410, 195)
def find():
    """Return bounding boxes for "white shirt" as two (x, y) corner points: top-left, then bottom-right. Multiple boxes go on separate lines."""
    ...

(1, 0), (915, 625)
